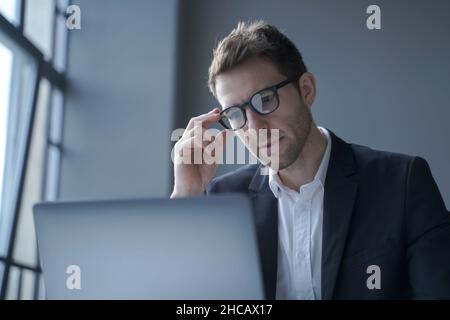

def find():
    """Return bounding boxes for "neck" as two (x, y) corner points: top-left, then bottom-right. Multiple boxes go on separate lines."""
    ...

(278, 125), (328, 191)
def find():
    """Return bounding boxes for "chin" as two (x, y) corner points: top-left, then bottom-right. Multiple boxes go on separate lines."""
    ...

(277, 140), (303, 170)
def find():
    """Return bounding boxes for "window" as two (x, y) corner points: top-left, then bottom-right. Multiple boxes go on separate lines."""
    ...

(0, 0), (20, 26)
(0, 0), (68, 299)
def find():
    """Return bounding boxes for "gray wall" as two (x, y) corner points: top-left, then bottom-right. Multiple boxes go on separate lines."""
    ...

(60, 0), (450, 208)
(60, 0), (178, 200)
(174, 0), (450, 208)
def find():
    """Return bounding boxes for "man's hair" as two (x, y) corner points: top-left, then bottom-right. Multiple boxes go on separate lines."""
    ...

(208, 20), (308, 97)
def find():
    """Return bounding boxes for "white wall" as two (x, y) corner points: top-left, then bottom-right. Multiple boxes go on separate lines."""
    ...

(60, 0), (178, 200)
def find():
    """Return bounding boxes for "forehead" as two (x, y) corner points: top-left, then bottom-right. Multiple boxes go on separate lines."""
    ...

(215, 56), (284, 108)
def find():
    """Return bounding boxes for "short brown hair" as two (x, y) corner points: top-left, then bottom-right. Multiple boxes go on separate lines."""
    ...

(208, 20), (308, 97)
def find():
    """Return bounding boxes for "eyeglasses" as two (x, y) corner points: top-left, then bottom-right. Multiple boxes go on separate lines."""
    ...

(218, 76), (300, 130)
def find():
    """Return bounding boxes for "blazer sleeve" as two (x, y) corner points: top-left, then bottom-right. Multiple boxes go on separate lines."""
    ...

(405, 157), (450, 299)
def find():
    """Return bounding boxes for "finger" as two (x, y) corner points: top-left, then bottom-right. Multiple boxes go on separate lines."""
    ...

(178, 126), (197, 142)
(185, 108), (221, 131)
(175, 128), (226, 161)
(176, 135), (208, 157)
(178, 124), (208, 142)
(203, 146), (219, 165)
(175, 138), (204, 165)
(203, 144), (214, 158)
(182, 118), (223, 142)
(204, 140), (216, 155)
(203, 130), (229, 158)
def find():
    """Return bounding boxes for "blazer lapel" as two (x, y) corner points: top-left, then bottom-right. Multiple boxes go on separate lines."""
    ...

(321, 130), (359, 299)
(248, 167), (278, 300)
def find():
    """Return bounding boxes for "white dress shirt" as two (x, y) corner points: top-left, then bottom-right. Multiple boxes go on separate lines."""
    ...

(268, 127), (331, 300)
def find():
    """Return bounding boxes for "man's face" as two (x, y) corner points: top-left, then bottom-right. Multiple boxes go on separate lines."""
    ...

(215, 56), (313, 171)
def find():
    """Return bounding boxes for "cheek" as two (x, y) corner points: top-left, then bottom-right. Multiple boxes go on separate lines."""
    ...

(235, 130), (253, 147)
(277, 100), (307, 130)
(266, 114), (294, 138)
(235, 130), (260, 155)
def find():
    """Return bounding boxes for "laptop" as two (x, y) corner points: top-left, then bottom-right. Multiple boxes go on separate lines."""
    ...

(33, 195), (264, 300)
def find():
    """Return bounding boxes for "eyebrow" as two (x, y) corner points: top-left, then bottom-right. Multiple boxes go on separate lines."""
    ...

(223, 83), (275, 110)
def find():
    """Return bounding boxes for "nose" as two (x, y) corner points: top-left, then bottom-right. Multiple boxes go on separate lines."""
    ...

(245, 107), (269, 131)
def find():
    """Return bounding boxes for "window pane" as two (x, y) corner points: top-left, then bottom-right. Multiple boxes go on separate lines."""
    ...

(53, 11), (68, 72)
(0, 28), (38, 263)
(0, 42), (13, 211)
(5, 265), (20, 299)
(49, 87), (63, 144)
(24, 0), (55, 60)
(0, 0), (20, 25)
(45, 144), (60, 201)
(45, 87), (63, 200)
(13, 79), (50, 268)
(16, 268), (36, 300)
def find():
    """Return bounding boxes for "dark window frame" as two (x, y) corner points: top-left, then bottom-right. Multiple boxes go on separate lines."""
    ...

(0, 0), (68, 299)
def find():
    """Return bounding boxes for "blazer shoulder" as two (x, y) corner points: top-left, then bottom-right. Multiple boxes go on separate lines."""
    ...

(206, 164), (260, 194)
(350, 142), (417, 178)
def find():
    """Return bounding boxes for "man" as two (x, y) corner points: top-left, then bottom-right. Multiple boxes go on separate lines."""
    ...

(171, 21), (450, 299)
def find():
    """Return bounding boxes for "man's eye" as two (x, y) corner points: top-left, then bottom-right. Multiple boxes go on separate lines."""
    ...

(228, 110), (240, 120)
(262, 93), (274, 103)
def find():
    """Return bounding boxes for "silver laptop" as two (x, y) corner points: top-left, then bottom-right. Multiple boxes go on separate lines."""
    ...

(33, 195), (264, 300)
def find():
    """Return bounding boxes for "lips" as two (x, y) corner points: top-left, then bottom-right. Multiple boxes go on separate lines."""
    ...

(258, 136), (283, 149)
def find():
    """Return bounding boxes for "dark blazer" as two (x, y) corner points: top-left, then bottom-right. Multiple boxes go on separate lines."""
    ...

(206, 130), (450, 299)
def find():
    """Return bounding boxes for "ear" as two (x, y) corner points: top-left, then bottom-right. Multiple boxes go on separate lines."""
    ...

(298, 72), (317, 108)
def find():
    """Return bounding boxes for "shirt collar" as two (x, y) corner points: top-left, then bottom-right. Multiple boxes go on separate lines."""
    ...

(268, 126), (332, 198)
